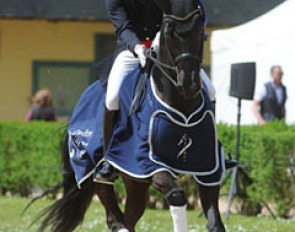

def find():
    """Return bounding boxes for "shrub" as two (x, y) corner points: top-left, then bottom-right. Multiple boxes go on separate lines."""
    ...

(218, 121), (295, 218)
(0, 121), (294, 217)
(0, 122), (64, 196)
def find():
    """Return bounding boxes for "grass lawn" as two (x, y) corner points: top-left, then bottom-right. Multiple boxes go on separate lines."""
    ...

(0, 196), (294, 232)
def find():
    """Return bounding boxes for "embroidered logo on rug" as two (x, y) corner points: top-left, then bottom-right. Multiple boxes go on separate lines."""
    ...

(177, 133), (192, 161)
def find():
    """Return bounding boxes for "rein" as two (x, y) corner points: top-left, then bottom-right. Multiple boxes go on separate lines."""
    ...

(147, 51), (179, 87)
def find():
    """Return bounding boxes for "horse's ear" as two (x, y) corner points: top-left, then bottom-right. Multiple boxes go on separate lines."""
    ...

(155, 0), (171, 14)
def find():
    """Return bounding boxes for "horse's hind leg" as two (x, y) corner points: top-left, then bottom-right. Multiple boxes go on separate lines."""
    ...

(152, 172), (189, 232)
(199, 184), (225, 232)
(122, 177), (150, 232)
(95, 183), (127, 231)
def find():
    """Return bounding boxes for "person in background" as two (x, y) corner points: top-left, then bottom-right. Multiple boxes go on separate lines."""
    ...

(252, 65), (287, 125)
(25, 88), (58, 122)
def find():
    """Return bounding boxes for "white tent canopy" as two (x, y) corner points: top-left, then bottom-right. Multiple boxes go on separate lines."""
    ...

(211, 0), (295, 125)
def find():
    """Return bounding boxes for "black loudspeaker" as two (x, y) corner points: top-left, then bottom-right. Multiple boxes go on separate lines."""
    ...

(230, 62), (256, 100)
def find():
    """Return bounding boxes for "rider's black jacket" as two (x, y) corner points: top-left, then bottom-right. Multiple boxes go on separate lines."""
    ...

(105, 0), (162, 53)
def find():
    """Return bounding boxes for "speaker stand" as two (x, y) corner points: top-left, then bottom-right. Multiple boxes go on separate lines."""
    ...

(224, 98), (251, 219)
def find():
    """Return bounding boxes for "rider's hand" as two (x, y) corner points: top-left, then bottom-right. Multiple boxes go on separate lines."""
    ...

(134, 44), (147, 68)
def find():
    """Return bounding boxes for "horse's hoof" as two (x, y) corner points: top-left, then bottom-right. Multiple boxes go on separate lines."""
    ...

(111, 222), (129, 232)
(207, 225), (226, 232)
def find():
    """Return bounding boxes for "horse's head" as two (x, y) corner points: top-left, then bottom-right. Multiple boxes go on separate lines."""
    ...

(155, 0), (204, 100)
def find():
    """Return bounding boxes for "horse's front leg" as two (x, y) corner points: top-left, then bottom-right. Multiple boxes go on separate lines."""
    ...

(95, 183), (127, 232)
(199, 184), (225, 232)
(122, 177), (150, 232)
(152, 171), (189, 232)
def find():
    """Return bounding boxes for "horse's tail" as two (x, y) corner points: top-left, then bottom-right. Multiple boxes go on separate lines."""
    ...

(36, 133), (95, 232)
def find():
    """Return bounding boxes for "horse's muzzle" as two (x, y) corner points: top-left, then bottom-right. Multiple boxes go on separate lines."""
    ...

(177, 70), (201, 99)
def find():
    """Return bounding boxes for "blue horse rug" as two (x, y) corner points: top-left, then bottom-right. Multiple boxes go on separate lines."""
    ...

(68, 67), (225, 188)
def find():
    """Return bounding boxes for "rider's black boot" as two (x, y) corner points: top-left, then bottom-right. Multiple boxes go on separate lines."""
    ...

(94, 106), (119, 184)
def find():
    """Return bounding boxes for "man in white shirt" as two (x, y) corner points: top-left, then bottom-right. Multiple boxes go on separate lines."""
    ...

(252, 65), (287, 125)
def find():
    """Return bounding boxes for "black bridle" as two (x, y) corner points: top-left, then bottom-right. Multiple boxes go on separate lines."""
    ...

(148, 8), (203, 88)
(129, 8), (204, 114)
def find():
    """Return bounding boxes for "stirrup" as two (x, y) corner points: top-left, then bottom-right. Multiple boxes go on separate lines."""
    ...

(93, 175), (116, 185)
(93, 171), (118, 185)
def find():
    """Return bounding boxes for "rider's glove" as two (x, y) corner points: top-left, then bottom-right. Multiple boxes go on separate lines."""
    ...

(134, 44), (147, 68)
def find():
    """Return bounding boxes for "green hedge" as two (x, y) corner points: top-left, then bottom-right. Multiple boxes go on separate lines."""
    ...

(0, 122), (64, 196)
(218, 121), (295, 218)
(0, 121), (294, 217)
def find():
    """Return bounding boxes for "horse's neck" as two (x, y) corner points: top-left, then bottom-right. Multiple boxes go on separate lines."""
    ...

(152, 67), (202, 117)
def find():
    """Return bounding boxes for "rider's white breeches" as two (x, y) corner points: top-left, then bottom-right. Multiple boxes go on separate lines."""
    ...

(106, 36), (161, 111)
(106, 50), (140, 110)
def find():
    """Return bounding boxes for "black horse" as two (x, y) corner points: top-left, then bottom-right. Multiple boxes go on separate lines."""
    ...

(36, 0), (225, 231)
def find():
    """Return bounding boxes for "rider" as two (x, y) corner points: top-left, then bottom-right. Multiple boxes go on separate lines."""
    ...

(94, 0), (163, 182)
(94, 0), (236, 183)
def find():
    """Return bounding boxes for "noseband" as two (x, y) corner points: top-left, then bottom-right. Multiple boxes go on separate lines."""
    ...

(148, 8), (203, 88)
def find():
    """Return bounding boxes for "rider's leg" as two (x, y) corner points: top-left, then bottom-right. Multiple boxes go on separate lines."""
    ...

(105, 50), (141, 111)
(152, 172), (189, 232)
(96, 106), (119, 180)
(94, 50), (140, 183)
(199, 184), (225, 232)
